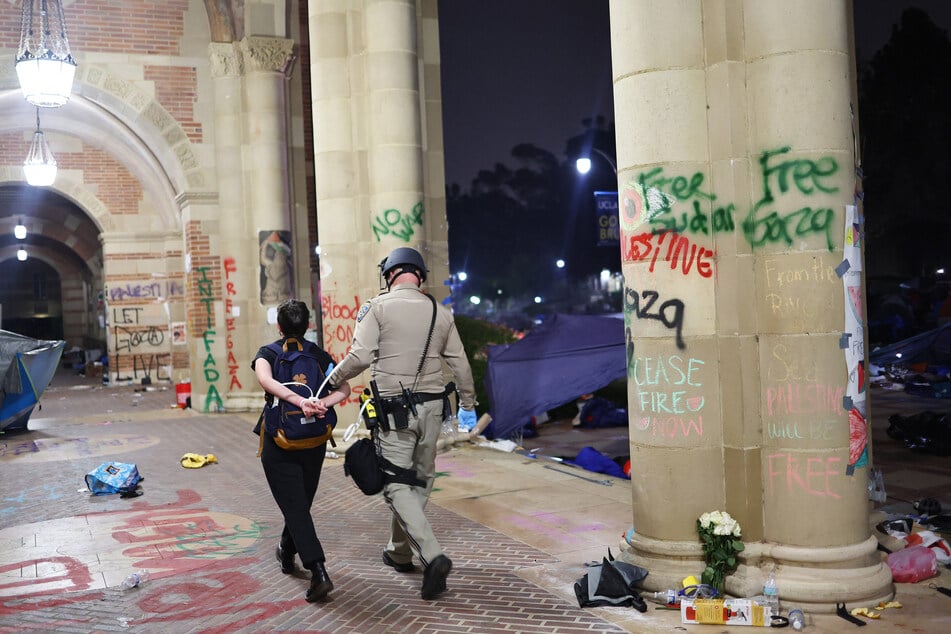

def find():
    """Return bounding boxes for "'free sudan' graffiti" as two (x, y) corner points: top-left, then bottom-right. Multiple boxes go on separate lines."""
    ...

(622, 146), (839, 251)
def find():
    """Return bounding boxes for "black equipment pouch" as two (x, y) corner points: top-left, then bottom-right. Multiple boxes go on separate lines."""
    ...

(388, 403), (410, 430)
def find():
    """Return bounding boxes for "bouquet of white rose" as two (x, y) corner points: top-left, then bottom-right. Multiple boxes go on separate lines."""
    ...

(697, 510), (744, 594)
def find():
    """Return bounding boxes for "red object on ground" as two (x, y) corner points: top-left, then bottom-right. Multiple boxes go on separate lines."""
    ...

(176, 382), (191, 408)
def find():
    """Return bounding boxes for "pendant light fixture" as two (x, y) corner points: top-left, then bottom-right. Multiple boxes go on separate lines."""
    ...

(16, 0), (77, 107)
(23, 108), (57, 187)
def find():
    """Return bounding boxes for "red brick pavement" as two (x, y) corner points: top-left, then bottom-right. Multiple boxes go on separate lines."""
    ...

(0, 377), (625, 633)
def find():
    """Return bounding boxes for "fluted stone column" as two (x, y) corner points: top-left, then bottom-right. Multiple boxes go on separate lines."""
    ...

(312, 0), (441, 421)
(612, 0), (892, 610)
(208, 42), (260, 410)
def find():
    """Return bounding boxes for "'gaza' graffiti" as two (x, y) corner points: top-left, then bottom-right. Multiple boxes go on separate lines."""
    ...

(624, 288), (685, 350)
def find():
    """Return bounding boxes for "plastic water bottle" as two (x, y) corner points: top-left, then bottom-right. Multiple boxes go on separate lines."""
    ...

(763, 571), (779, 612)
(789, 608), (806, 630)
(122, 570), (149, 589)
(646, 589), (678, 605)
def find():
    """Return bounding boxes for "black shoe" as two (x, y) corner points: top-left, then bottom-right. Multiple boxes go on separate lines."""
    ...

(306, 563), (333, 602)
(421, 555), (452, 600)
(276, 544), (296, 574)
(382, 551), (416, 573)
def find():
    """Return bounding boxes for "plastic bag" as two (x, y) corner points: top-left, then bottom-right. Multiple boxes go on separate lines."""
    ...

(85, 462), (142, 497)
(887, 545), (938, 582)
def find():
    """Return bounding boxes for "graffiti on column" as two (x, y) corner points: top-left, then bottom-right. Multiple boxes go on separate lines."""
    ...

(623, 166), (733, 236)
(109, 280), (185, 302)
(223, 257), (243, 391)
(320, 293), (367, 405)
(626, 329), (706, 439)
(111, 305), (171, 382)
(624, 287), (686, 350)
(623, 229), (714, 278)
(259, 231), (292, 304)
(766, 451), (844, 499)
(620, 147), (839, 251)
(621, 147), (854, 500)
(743, 146), (839, 251)
(196, 266), (223, 412)
(372, 201), (424, 242)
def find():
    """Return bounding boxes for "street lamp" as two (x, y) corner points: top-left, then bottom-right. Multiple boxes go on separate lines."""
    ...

(575, 148), (617, 175)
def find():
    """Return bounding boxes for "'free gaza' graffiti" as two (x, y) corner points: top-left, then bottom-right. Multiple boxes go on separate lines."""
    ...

(743, 146), (839, 251)
(623, 146), (840, 251)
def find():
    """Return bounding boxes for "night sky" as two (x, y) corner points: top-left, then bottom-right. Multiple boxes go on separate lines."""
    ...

(438, 1), (951, 189)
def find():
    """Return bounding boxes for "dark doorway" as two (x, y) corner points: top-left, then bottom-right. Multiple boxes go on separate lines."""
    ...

(0, 256), (64, 340)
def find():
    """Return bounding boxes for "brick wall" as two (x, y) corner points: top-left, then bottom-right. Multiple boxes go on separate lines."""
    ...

(0, 1), (189, 55)
(145, 65), (202, 143)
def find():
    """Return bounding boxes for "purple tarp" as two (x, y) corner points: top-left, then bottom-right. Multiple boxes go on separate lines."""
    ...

(484, 313), (627, 439)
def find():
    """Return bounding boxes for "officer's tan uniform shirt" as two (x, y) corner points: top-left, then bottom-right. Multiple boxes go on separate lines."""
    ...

(331, 283), (476, 408)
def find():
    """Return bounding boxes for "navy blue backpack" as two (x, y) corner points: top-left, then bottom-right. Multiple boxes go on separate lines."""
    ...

(257, 337), (337, 452)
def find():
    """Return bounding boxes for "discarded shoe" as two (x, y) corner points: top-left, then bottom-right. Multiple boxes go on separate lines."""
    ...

(421, 555), (452, 600)
(306, 563), (333, 602)
(383, 551), (416, 573)
(276, 544), (296, 574)
(180, 453), (218, 468)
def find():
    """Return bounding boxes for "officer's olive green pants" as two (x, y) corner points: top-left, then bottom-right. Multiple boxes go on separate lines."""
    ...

(378, 399), (444, 566)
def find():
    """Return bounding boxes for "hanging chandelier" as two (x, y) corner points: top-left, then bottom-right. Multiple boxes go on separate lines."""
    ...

(16, 0), (77, 108)
(23, 109), (57, 186)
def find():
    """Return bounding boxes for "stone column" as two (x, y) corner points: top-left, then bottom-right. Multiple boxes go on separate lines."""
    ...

(311, 0), (434, 421)
(208, 42), (259, 410)
(239, 36), (297, 317)
(612, 0), (891, 609)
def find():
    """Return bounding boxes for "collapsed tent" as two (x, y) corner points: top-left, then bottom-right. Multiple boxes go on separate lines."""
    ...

(484, 313), (626, 439)
(1, 330), (65, 433)
(869, 322), (951, 368)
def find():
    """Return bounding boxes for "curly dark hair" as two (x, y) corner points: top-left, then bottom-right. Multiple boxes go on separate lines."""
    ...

(277, 299), (310, 338)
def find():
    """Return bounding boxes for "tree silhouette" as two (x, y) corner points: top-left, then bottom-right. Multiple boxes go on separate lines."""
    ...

(859, 8), (951, 281)
(446, 119), (621, 310)
(447, 143), (568, 299)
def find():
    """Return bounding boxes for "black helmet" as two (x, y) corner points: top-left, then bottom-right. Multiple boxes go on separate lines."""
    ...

(379, 247), (428, 282)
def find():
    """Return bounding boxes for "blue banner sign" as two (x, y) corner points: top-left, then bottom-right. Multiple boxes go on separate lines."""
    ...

(594, 191), (619, 246)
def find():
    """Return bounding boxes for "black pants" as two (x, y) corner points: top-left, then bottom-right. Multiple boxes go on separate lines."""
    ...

(260, 434), (327, 569)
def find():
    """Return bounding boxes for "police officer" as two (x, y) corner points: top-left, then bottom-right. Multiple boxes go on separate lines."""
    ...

(327, 247), (477, 600)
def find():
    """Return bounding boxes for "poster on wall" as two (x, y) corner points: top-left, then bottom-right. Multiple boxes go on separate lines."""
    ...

(171, 322), (186, 345)
(259, 230), (293, 305)
(842, 204), (868, 472)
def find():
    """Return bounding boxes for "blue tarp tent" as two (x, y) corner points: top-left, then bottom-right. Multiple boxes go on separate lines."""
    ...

(1, 330), (64, 433)
(484, 313), (627, 439)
